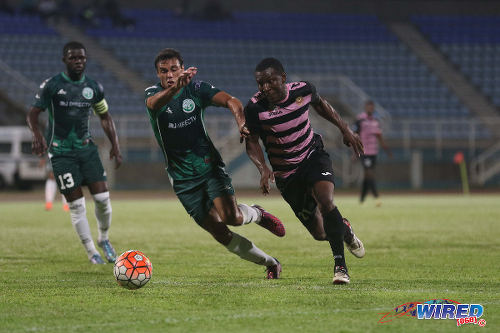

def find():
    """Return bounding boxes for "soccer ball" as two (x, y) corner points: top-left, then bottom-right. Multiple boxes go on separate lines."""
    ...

(113, 250), (152, 290)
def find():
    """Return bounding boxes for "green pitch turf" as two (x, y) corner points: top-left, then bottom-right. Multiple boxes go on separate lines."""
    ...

(1, 193), (499, 332)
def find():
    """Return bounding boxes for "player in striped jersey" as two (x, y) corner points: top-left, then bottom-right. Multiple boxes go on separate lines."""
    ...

(244, 58), (365, 284)
(145, 49), (284, 279)
(353, 100), (392, 206)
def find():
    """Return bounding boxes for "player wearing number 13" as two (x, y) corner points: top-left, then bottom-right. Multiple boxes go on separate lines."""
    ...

(27, 41), (122, 264)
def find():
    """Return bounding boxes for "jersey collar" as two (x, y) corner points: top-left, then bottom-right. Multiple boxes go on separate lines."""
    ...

(61, 72), (86, 84)
(173, 87), (184, 100)
(276, 84), (290, 105)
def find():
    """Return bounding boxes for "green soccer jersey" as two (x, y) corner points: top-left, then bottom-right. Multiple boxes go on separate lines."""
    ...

(33, 72), (108, 154)
(145, 80), (225, 181)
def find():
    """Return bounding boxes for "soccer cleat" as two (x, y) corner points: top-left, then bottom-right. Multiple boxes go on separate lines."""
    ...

(89, 253), (105, 264)
(333, 265), (350, 284)
(266, 258), (282, 279)
(45, 202), (53, 211)
(343, 218), (365, 258)
(252, 205), (286, 237)
(62, 203), (70, 212)
(98, 239), (117, 263)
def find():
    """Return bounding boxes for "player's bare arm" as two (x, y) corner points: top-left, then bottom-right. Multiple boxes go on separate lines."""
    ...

(98, 112), (122, 169)
(376, 133), (392, 158)
(212, 92), (250, 141)
(146, 66), (198, 111)
(312, 96), (364, 156)
(245, 134), (274, 195)
(27, 106), (48, 157)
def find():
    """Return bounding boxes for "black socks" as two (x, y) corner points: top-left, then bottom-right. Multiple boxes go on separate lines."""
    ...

(361, 179), (369, 202)
(323, 207), (346, 268)
(361, 178), (378, 202)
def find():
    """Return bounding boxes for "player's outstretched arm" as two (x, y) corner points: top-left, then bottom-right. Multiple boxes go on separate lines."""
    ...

(212, 92), (250, 142)
(245, 134), (274, 195)
(27, 106), (47, 157)
(146, 67), (197, 111)
(98, 112), (122, 169)
(312, 96), (364, 157)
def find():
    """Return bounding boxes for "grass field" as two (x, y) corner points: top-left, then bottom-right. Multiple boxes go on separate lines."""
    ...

(1, 193), (499, 332)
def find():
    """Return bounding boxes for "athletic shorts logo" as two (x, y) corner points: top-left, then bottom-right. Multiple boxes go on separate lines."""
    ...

(321, 172), (332, 176)
(82, 87), (94, 100)
(182, 99), (195, 113)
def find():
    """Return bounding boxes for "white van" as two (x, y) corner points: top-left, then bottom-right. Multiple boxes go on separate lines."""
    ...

(0, 126), (46, 189)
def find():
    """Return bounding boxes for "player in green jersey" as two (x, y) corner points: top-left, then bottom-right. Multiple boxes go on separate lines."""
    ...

(145, 48), (285, 279)
(27, 41), (122, 264)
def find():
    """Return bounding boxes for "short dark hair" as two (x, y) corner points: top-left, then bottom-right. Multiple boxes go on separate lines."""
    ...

(255, 57), (285, 74)
(365, 100), (374, 106)
(154, 48), (183, 70)
(63, 41), (86, 56)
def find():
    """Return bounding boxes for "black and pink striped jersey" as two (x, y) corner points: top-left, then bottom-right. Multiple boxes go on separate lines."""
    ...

(244, 81), (321, 179)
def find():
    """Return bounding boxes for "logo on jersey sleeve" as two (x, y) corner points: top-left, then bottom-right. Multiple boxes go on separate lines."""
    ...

(40, 78), (49, 89)
(82, 87), (94, 100)
(182, 99), (195, 113)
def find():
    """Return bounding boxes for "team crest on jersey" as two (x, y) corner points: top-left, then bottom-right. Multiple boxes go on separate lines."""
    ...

(82, 87), (94, 100)
(182, 99), (195, 113)
(295, 96), (303, 105)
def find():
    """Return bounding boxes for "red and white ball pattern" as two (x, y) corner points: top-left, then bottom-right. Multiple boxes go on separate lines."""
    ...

(113, 250), (152, 290)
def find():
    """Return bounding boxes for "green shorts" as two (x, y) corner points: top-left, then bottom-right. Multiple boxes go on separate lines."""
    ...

(49, 143), (106, 195)
(173, 168), (235, 226)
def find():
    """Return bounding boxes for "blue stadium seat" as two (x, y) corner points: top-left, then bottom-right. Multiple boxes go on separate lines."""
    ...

(0, 11), (481, 140)
(412, 14), (500, 108)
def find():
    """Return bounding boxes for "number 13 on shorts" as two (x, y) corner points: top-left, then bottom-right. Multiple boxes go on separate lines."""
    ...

(58, 173), (75, 190)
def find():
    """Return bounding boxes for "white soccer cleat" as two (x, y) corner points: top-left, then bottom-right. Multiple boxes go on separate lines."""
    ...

(346, 235), (365, 258)
(343, 218), (365, 258)
(333, 266), (350, 284)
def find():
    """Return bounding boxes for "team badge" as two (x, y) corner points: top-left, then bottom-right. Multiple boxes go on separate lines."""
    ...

(82, 87), (94, 100)
(295, 96), (303, 105)
(182, 99), (195, 113)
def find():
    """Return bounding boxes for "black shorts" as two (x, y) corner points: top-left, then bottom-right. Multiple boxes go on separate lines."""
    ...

(275, 147), (335, 226)
(361, 155), (377, 169)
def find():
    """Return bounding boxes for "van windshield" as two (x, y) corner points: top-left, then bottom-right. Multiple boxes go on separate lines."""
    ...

(21, 142), (32, 154)
(0, 143), (12, 153)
